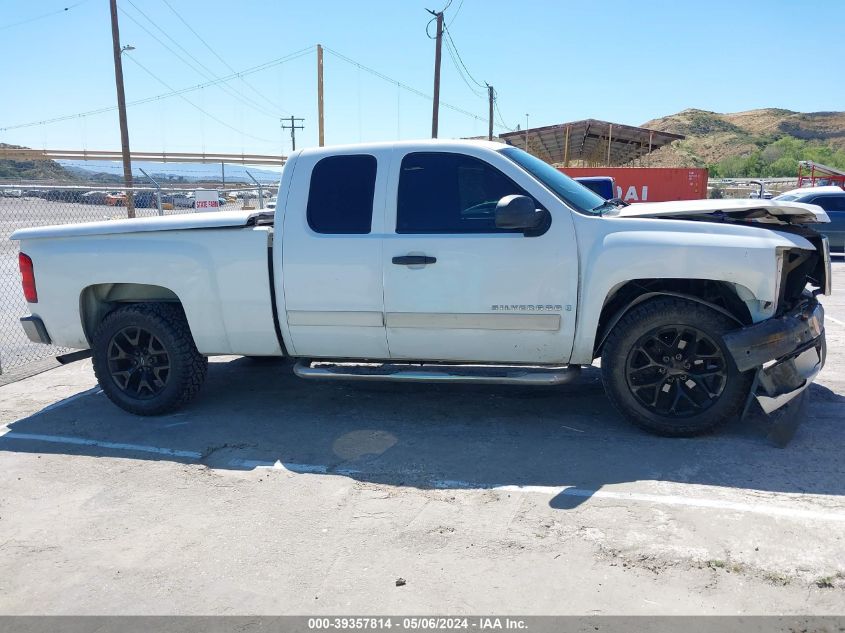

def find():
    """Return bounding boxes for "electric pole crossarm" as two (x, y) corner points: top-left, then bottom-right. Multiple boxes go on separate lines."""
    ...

(281, 116), (305, 152)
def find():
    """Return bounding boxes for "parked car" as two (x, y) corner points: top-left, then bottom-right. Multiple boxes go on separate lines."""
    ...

(748, 190), (774, 199)
(161, 193), (195, 208)
(749, 180), (774, 199)
(45, 189), (84, 202)
(775, 185), (845, 252)
(81, 191), (109, 205)
(133, 191), (157, 209)
(12, 140), (830, 438)
(2, 189), (23, 198)
(265, 195), (277, 210)
(105, 192), (127, 207)
(574, 177), (616, 200)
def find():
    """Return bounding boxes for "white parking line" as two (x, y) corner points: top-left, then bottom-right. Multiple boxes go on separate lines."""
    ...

(826, 314), (845, 327)
(433, 480), (845, 523)
(227, 458), (329, 473)
(1, 432), (201, 459)
(3, 431), (844, 523)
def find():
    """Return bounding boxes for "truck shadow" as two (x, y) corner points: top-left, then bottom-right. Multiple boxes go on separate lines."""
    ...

(2, 357), (844, 509)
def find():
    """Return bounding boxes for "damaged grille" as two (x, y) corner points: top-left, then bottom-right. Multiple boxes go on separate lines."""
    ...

(777, 243), (824, 313)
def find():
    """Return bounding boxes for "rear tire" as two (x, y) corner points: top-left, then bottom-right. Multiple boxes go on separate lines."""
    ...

(601, 297), (752, 437)
(92, 303), (208, 415)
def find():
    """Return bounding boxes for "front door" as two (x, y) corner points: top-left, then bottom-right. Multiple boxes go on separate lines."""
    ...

(382, 148), (579, 364)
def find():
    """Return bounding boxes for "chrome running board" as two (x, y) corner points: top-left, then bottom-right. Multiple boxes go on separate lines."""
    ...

(293, 360), (580, 386)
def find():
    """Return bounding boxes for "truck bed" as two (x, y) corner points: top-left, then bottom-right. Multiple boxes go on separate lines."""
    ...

(14, 217), (281, 356)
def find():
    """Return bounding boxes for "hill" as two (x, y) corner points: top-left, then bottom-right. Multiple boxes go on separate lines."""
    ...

(639, 108), (845, 176)
(0, 144), (75, 181)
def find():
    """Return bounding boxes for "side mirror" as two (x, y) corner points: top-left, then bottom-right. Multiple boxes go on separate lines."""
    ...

(495, 195), (547, 232)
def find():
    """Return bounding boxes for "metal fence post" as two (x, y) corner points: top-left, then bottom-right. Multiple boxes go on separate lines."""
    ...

(139, 168), (163, 216)
(246, 170), (264, 210)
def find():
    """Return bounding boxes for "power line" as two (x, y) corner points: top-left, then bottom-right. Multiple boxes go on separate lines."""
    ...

(442, 30), (485, 98)
(323, 46), (507, 131)
(119, 1), (283, 119)
(159, 0), (287, 117)
(494, 95), (516, 132)
(445, 0), (465, 27)
(0, 1), (89, 31)
(0, 46), (315, 132)
(122, 54), (278, 145)
(443, 25), (486, 90)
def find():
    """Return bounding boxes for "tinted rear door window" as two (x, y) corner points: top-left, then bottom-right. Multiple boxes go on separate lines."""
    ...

(307, 155), (377, 234)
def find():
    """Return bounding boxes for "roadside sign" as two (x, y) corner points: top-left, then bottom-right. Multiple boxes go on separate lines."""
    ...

(194, 189), (220, 211)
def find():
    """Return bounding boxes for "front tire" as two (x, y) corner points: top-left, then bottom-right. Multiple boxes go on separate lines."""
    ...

(601, 297), (752, 437)
(92, 303), (208, 415)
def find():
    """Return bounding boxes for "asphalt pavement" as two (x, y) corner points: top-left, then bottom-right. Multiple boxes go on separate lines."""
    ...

(0, 262), (843, 615)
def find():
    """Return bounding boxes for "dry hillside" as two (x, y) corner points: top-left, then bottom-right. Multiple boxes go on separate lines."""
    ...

(0, 144), (73, 181)
(638, 108), (845, 168)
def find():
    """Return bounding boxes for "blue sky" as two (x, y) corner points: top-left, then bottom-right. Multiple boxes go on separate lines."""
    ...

(1, 0), (844, 157)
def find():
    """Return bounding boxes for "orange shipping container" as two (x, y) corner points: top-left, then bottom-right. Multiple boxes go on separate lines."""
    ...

(560, 167), (709, 202)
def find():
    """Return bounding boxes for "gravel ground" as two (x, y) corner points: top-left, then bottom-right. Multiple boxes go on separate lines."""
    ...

(0, 262), (842, 615)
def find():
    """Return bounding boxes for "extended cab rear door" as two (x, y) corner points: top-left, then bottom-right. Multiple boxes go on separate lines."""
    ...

(381, 146), (580, 364)
(280, 148), (390, 358)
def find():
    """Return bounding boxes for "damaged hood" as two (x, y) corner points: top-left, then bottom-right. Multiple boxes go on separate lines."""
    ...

(607, 198), (829, 224)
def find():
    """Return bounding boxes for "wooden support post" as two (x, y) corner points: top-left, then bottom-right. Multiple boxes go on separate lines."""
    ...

(648, 131), (653, 167)
(563, 124), (570, 167)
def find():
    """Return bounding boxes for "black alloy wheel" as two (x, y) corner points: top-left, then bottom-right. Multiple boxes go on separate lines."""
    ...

(107, 325), (171, 399)
(625, 325), (727, 418)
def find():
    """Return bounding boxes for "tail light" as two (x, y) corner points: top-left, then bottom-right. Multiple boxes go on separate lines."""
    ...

(18, 253), (37, 303)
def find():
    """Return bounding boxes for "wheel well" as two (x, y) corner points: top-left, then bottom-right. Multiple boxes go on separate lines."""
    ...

(79, 283), (181, 345)
(594, 279), (753, 357)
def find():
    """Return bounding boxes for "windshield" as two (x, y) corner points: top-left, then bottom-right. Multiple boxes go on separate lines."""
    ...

(499, 146), (607, 215)
(774, 194), (799, 201)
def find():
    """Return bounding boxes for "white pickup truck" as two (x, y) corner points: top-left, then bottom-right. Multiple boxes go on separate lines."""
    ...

(12, 140), (831, 437)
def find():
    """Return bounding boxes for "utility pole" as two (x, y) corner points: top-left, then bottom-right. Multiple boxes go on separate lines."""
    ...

(487, 84), (494, 141)
(428, 9), (444, 138)
(281, 116), (304, 152)
(109, 0), (135, 218)
(317, 44), (325, 147)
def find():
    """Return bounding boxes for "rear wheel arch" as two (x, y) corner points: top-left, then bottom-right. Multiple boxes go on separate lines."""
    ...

(79, 283), (182, 346)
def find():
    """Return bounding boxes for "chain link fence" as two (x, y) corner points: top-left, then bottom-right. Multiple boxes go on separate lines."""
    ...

(0, 182), (275, 378)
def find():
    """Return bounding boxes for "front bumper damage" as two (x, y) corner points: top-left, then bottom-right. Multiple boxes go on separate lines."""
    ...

(723, 299), (826, 415)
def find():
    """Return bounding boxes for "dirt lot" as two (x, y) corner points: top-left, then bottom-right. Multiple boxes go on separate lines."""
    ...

(0, 263), (843, 615)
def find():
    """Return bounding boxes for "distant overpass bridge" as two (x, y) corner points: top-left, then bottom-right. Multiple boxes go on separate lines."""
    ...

(0, 148), (286, 166)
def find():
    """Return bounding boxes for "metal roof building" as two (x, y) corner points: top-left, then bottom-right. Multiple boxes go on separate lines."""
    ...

(498, 119), (684, 167)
